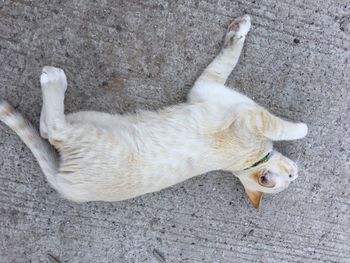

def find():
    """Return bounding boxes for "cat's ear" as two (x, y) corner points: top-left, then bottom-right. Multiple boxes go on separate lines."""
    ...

(244, 188), (264, 208)
(254, 109), (308, 141)
(238, 174), (264, 208)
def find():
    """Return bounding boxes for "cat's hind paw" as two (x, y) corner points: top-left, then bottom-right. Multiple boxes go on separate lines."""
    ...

(224, 15), (251, 46)
(40, 66), (67, 92)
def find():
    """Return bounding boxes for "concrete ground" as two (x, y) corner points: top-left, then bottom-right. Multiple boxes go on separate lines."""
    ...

(0, 0), (349, 262)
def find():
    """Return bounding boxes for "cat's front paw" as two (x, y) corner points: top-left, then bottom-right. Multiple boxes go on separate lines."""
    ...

(40, 66), (67, 92)
(294, 123), (308, 139)
(224, 15), (251, 46)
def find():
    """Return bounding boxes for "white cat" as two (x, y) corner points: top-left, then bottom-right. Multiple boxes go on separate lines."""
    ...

(0, 15), (307, 208)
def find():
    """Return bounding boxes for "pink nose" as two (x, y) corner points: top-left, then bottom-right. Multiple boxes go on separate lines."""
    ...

(288, 172), (298, 181)
(288, 160), (298, 181)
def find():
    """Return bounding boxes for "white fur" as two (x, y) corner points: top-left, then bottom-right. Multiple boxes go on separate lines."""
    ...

(0, 15), (308, 206)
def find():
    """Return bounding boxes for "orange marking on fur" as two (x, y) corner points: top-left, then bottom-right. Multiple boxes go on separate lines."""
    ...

(212, 126), (236, 150)
(245, 188), (264, 208)
(250, 171), (262, 183)
(228, 23), (240, 32)
(205, 71), (224, 83)
(0, 104), (15, 117)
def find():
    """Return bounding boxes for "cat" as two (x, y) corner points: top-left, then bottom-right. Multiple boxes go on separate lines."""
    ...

(0, 15), (307, 208)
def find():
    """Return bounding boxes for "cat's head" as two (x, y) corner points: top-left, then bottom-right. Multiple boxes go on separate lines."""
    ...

(233, 108), (308, 208)
(236, 151), (300, 208)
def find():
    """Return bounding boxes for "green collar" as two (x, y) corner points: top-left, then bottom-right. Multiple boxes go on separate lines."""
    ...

(244, 152), (273, 170)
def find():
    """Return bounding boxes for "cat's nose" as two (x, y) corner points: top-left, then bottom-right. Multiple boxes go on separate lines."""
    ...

(287, 160), (298, 181)
(288, 172), (298, 181)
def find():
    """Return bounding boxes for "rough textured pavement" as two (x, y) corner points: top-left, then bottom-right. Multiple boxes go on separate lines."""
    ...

(0, 0), (349, 262)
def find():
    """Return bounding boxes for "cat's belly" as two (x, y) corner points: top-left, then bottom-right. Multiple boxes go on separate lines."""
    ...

(52, 117), (215, 202)
(55, 143), (210, 202)
(55, 151), (203, 202)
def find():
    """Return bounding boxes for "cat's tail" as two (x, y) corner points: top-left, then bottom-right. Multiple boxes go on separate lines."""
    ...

(0, 99), (59, 190)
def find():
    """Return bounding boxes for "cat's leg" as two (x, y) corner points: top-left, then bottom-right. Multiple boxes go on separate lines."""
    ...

(241, 107), (308, 141)
(40, 106), (48, 139)
(66, 111), (115, 126)
(40, 66), (69, 144)
(188, 15), (253, 104)
(195, 15), (251, 85)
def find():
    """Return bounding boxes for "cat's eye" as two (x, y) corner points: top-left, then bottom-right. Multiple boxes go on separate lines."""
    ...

(258, 172), (275, 188)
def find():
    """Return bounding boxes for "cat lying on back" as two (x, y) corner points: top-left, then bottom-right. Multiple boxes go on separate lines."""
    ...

(0, 15), (307, 208)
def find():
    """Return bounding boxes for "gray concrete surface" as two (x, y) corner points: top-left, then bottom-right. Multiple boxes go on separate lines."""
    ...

(0, 0), (349, 262)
